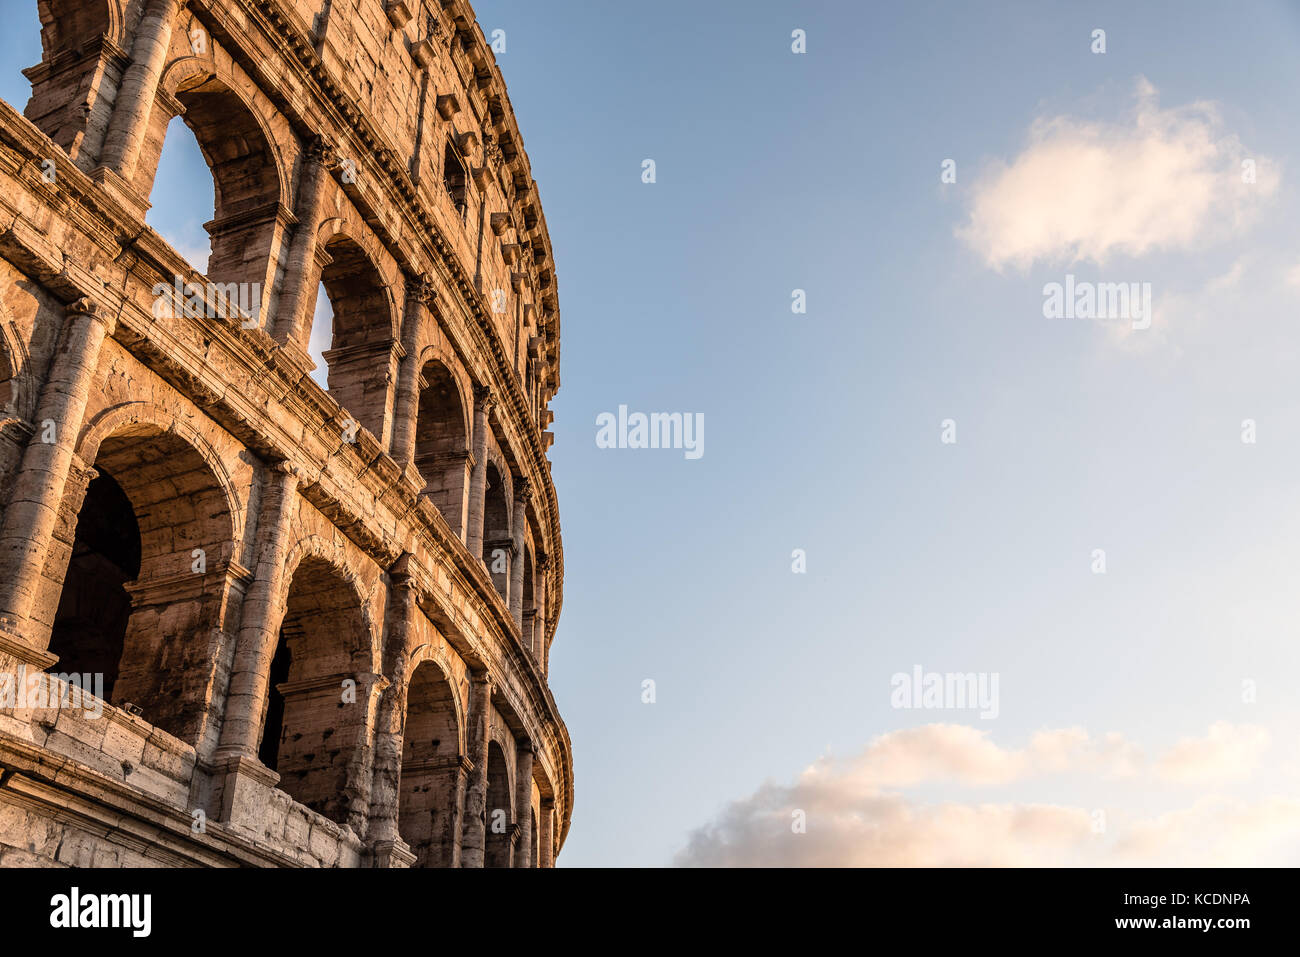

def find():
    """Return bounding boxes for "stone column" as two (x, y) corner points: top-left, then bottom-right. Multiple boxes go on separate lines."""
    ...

(513, 739), (534, 869)
(539, 798), (555, 867)
(97, 0), (185, 181)
(459, 669), (493, 867)
(465, 386), (494, 557)
(368, 556), (423, 867)
(0, 299), (115, 663)
(534, 554), (550, 659)
(522, 610), (536, 658)
(508, 479), (529, 628)
(388, 277), (435, 468)
(273, 137), (334, 366)
(215, 461), (300, 760)
(448, 758), (470, 867)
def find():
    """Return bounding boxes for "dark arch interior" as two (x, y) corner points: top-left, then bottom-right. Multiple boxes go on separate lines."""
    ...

(36, 0), (112, 59)
(398, 662), (462, 867)
(443, 142), (467, 215)
(317, 237), (393, 439)
(414, 360), (469, 535)
(260, 556), (368, 827)
(321, 238), (390, 350)
(48, 425), (233, 743)
(48, 469), (140, 701)
(173, 80), (281, 222)
(484, 741), (512, 868)
(482, 464), (510, 598)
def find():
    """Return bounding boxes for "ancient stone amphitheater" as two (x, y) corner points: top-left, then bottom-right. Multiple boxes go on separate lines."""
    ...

(0, 0), (571, 867)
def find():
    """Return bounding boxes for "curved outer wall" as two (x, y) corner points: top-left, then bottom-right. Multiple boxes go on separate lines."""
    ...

(0, 0), (571, 868)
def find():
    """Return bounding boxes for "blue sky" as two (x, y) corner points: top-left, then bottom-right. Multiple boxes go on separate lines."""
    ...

(6, 1), (1300, 866)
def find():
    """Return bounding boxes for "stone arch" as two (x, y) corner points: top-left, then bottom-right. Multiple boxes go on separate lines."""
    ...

(312, 225), (401, 442)
(276, 534), (379, 673)
(35, 0), (122, 58)
(442, 139), (468, 217)
(140, 61), (288, 313)
(76, 402), (245, 548)
(398, 654), (464, 867)
(522, 541), (536, 654)
(404, 642), (466, 756)
(259, 548), (373, 827)
(0, 311), (33, 421)
(152, 58), (289, 210)
(314, 220), (400, 339)
(412, 353), (470, 537)
(415, 345), (473, 440)
(25, 1), (125, 166)
(484, 739), (513, 868)
(49, 406), (239, 745)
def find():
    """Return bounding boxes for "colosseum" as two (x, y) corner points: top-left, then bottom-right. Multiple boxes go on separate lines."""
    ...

(0, 0), (572, 867)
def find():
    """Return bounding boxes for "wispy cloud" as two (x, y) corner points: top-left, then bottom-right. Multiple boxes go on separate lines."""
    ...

(958, 78), (1278, 271)
(675, 723), (1294, 866)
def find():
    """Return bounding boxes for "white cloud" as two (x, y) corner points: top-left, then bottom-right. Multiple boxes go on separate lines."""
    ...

(1153, 721), (1271, 784)
(675, 723), (1292, 866)
(958, 78), (1278, 271)
(1113, 796), (1300, 867)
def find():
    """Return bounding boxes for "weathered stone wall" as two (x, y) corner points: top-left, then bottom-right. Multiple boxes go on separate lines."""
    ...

(0, 0), (570, 868)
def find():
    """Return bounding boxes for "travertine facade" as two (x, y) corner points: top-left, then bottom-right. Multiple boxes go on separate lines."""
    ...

(0, 0), (571, 867)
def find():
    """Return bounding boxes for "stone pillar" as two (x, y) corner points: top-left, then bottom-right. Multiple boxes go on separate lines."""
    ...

(465, 386), (494, 558)
(388, 277), (435, 468)
(534, 554), (550, 660)
(448, 758), (470, 867)
(97, 0), (184, 182)
(214, 461), (300, 761)
(273, 137), (334, 367)
(508, 478), (529, 628)
(539, 798), (555, 868)
(0, 298), (115, 664)
(513, 739), (534, 869)
(459, 669), (492, 867)
(368, 556), (424, 867)
(522, 610), (536, 658)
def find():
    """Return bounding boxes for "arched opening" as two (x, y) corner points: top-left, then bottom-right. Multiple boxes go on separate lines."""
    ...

(482, 464), (510, 599)
(317, 236), (397, 441)
(443, 141), (467, 217)
(34, 0), (111, 59)
(522, 544), (536, 655)
(398, 661), (462, 867)
(413, 359), (469, 537)
(259, 556), (370, 827)
(145, 116), (213, 273)
(24, 1), (113, 162)
(307, 284), (332, 390)
(49, 424), (234, 743)
(47, 470), (138, 702)
(137, 75), (282, 328)
(484, 741), (512, 868)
